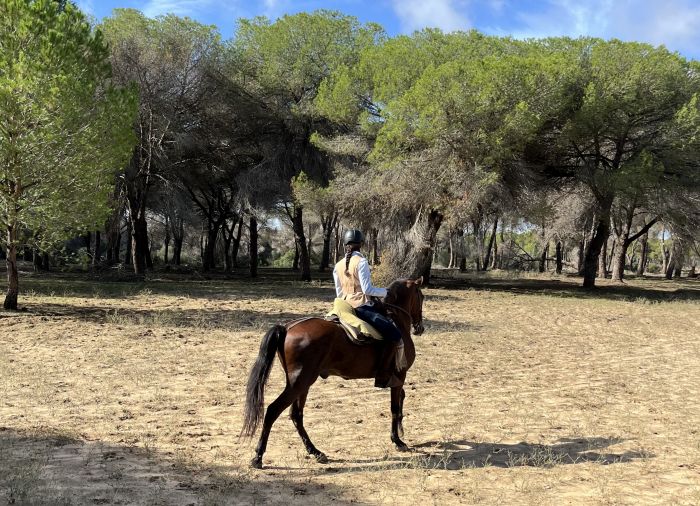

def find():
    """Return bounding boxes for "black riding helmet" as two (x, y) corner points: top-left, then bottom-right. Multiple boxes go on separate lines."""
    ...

(343, 229), (364, 245)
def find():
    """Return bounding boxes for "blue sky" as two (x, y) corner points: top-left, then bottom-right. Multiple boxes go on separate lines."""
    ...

(77, 0), (700, 60)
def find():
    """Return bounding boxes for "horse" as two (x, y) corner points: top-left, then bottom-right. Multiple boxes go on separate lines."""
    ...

(241, 276), (425, 469)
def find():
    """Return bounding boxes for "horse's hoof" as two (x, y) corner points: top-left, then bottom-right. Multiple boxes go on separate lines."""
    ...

(395, 442), (410, 452)
(315, 452), (329, 464)
(250, 457), (263, 469)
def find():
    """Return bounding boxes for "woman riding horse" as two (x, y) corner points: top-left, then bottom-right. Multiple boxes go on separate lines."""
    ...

(333, 229), (403, 388)
(241, 273), (425, 469)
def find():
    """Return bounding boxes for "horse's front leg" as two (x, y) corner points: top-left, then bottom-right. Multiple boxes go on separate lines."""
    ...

(390, 386), (409, 451)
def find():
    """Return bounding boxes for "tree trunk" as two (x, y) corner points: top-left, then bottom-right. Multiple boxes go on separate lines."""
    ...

(611, 216), (658, 282)
(482, 217), (498, 271)
(125, 219), (132, 269)
(636, 233), (648, 276)
(249, 215), (258, 278)
(232, 215), (243, 268)
(319, 213), (338, 272)
(202, 221), (220, 272)
(597, 236), (608, 279)
(555, 241), (563, 274)
(583, 205), (611, 288)
(171, 215), (180, 265)
(457, 228), (466, 272)
(292, 241), (299, 271)
(539, 243), (548, 273)
(92, 231), (101, 267)
(577, 240), (584, 274)
(333, 220), (341, 264)
(448, 233), (454, 269)
(3, 226), (19, 310)
(84, 232), (92, 259)
(131, 213), (149, 276)
(291, 206), (311, 281)
(411, 209), (444, 284)
(163, 216), (170, 265)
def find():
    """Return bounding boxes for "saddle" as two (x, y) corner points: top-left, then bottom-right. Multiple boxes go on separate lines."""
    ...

(285, 299), (383, 346)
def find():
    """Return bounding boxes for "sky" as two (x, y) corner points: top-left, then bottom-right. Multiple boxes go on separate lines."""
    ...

(76, 0), (700, 60)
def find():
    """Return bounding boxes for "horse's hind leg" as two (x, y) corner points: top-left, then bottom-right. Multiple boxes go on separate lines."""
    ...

(390, 386), (409, 451)
(291, 388), (328, 463)
(251, 385), (297, 469)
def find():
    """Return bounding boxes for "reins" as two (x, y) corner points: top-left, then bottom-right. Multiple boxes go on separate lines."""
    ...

(384, 302), (414, 324)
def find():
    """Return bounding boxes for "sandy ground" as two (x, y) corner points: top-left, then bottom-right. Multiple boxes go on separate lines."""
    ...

(1, 270), (699, 505)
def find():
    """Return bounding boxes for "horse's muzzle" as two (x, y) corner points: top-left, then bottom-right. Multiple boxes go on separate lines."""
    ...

(413, 323), (425, 336)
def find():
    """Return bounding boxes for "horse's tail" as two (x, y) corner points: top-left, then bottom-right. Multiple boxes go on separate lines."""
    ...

(241, 324), (286, 438)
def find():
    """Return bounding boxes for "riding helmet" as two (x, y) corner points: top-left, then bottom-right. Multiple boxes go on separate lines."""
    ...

(343, 229), (364, 245)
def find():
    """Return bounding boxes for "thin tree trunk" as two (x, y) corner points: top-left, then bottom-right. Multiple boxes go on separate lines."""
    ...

(482, 217), (498, 271)
(163, 215), (170, 265)
(92, 231), (101, 267)
(249, 215), (258, 278)
(292, 241), (299, 271)
(131, 214), (149, 276)
(539, 243), (548, 273)
(125, 220), (132, 269)
(172, 217), (184, 266)
(598, 236), (608, 279)
(583, 204), (611, 288)
(232, 215), (243, 268)
(636, 233), (648, 276)
(411, 209), (444, 284)
(202, 221), (220, 272)
(291, 206), (311, 281)
(320, 213), (338, 271)
(555, 241), (563, 274)
(3, 226), (19, 310)
(448, 233), (454, 269)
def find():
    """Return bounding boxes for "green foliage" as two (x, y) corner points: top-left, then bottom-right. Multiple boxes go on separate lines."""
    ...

(0, 0), (137, 249)
(233, 10), (383, 119)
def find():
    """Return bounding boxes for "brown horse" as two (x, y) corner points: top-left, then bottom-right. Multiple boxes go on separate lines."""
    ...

(241, 277), (425, 469)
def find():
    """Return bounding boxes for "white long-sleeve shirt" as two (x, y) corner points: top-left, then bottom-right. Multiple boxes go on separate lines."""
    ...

(333, 251), (387, 299)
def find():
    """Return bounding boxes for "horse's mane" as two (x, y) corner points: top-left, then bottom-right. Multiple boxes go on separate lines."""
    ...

(386, 279), (409, 304)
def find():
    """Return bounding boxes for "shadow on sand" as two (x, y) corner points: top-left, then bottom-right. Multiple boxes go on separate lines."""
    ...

(431, 272), (699, 303)
(0, 427), (353, 505)
(322, 437), (650, 473)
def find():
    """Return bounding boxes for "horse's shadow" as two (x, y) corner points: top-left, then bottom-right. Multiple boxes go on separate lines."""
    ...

(322, 437), (650, 473)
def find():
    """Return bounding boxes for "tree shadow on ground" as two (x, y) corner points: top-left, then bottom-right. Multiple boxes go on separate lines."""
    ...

(431, 273), (700, 303)
(0, 427), (353, 505)
(19, 269), (337, 302)
(3, 302), (310, 330)
(323, 437), (650, 473)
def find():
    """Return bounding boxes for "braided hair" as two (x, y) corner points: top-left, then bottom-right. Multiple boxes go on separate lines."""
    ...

(344, 243), (361, 276)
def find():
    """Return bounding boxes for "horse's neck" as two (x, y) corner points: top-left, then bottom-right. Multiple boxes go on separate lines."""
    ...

(391, 303), (413, 340)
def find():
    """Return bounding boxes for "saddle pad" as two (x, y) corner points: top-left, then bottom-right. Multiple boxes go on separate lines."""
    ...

(285, 315), (375, 345)
(326, 298), (384, 341)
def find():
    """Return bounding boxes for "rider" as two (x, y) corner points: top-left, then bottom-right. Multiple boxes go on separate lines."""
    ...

(333, 229), (403, 388)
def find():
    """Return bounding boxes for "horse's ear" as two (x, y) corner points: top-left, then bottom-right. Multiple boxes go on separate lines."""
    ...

(414, 276), (423, 286)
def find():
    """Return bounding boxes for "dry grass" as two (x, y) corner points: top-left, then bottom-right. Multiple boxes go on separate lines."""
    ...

(1, 270), (699, 505)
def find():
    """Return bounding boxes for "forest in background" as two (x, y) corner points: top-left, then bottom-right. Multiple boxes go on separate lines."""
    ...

(1, 1), (700, 310)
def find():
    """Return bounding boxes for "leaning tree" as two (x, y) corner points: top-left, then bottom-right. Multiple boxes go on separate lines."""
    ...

(0, 0), (136, 309)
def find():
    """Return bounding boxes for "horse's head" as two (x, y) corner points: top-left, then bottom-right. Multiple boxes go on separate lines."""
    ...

(385, 276), (425, 336)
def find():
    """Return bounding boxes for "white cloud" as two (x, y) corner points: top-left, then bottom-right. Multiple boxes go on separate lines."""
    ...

(605, 0), (700, 55)
(392, 0), (470, 33)
(490, 0), (700, 57)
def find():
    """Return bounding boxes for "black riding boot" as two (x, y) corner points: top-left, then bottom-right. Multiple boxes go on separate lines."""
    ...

(375, 341), (402, 388)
